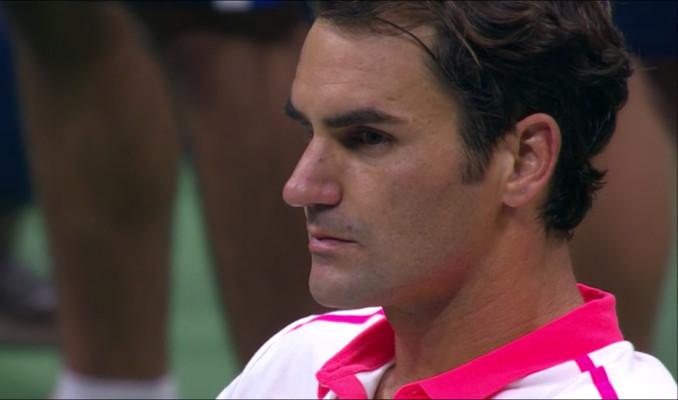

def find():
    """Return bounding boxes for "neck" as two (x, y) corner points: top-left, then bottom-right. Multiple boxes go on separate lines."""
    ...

(377, 227), (583, 398)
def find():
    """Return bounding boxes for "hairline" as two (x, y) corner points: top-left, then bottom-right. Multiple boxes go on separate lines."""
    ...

(315, 16), (495, 183)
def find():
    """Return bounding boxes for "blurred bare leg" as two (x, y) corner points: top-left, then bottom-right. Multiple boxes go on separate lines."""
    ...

(6, 2), (180, 379)
(571, 63), (675, 352)
(167, 25), (325, 363)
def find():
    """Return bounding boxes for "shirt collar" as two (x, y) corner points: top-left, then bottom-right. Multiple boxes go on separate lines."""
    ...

(315, 284), (623, 399)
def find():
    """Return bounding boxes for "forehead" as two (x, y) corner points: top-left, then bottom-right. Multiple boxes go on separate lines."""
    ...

(291, 21), (453, 120)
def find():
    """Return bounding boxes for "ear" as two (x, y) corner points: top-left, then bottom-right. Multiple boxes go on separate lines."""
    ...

(502, 113), (561, 208)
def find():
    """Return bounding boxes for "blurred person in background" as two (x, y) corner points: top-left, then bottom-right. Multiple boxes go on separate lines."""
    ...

(571, 0), (676, 353)
(0, 8), (56, 345)
(4, 1), (323, 397)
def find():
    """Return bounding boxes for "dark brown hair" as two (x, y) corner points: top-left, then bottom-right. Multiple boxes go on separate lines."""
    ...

(315, 1), (632, 238)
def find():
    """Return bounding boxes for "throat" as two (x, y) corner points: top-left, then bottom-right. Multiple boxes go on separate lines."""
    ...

(379, 265), (583, 393)
(374, 364), (397, 399)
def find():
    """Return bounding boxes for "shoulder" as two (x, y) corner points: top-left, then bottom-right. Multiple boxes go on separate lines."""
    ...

(593, 342), (677, 399)
(549, 341), (677, 399)
(498, 341), (676, 399)
(218, 307), (384, 399)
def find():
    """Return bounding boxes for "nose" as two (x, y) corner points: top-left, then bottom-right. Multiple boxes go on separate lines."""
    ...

(283, 139), (342, 208)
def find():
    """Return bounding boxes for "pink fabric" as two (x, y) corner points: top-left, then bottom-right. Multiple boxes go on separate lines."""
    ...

(576, 355), (619, 399)
(289, 309), (385, 332)
(575, 353), (596, 371)
(318, 375), (367, 399)
(316, 318), (394, 399)
(315, 284), (624, 399)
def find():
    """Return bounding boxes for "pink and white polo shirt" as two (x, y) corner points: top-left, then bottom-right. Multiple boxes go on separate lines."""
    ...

(218, 285), (677, 399)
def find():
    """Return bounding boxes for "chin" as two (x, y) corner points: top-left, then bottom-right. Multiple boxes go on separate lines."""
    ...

(308, 257), (385, 309)
(309, 285), (354, 309)
(309, 279), (382, 310)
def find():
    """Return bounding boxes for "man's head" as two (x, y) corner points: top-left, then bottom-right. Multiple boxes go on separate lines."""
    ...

(312, 0), (632, 236)
(283, 1), (630, 308)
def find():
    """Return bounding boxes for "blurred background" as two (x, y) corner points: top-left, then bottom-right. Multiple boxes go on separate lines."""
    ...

(2, 165), (241, 397)
(0, 1), (675, 398)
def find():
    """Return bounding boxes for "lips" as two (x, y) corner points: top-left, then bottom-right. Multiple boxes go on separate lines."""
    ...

(307, 228), (356, 253)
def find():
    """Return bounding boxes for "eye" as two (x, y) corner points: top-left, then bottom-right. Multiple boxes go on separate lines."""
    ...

(345, 128), (392, 148)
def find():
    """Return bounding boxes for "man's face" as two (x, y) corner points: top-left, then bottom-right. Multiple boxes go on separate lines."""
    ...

(284, 22), (504, 309)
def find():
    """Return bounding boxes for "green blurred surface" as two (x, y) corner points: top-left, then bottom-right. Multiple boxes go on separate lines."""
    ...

(168, 165), (239, 398)
(653, 247), (677, 378)
(0, 346), (58, 399)
(0, 163), (675, 398)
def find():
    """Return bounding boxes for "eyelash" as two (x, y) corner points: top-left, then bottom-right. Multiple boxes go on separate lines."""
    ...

(299, 127), (393, 152)
(343, 128), (392, 148)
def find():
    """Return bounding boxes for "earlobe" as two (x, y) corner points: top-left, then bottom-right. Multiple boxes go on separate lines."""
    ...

(502, 113), (561, 208)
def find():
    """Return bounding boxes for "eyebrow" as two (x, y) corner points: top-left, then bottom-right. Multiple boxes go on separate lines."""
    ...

(285, 99), (311, 127)
(285, 98), (404, 129)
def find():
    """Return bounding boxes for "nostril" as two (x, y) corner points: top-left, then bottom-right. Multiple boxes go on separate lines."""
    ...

(321, 183), (342, 205)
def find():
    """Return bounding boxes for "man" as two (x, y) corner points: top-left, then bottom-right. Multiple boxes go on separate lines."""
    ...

(220, 1), (677, 399)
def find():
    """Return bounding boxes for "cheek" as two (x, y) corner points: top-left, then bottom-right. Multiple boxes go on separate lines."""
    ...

(363, 166), (479, 302)
(374, 158), (473, 257)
